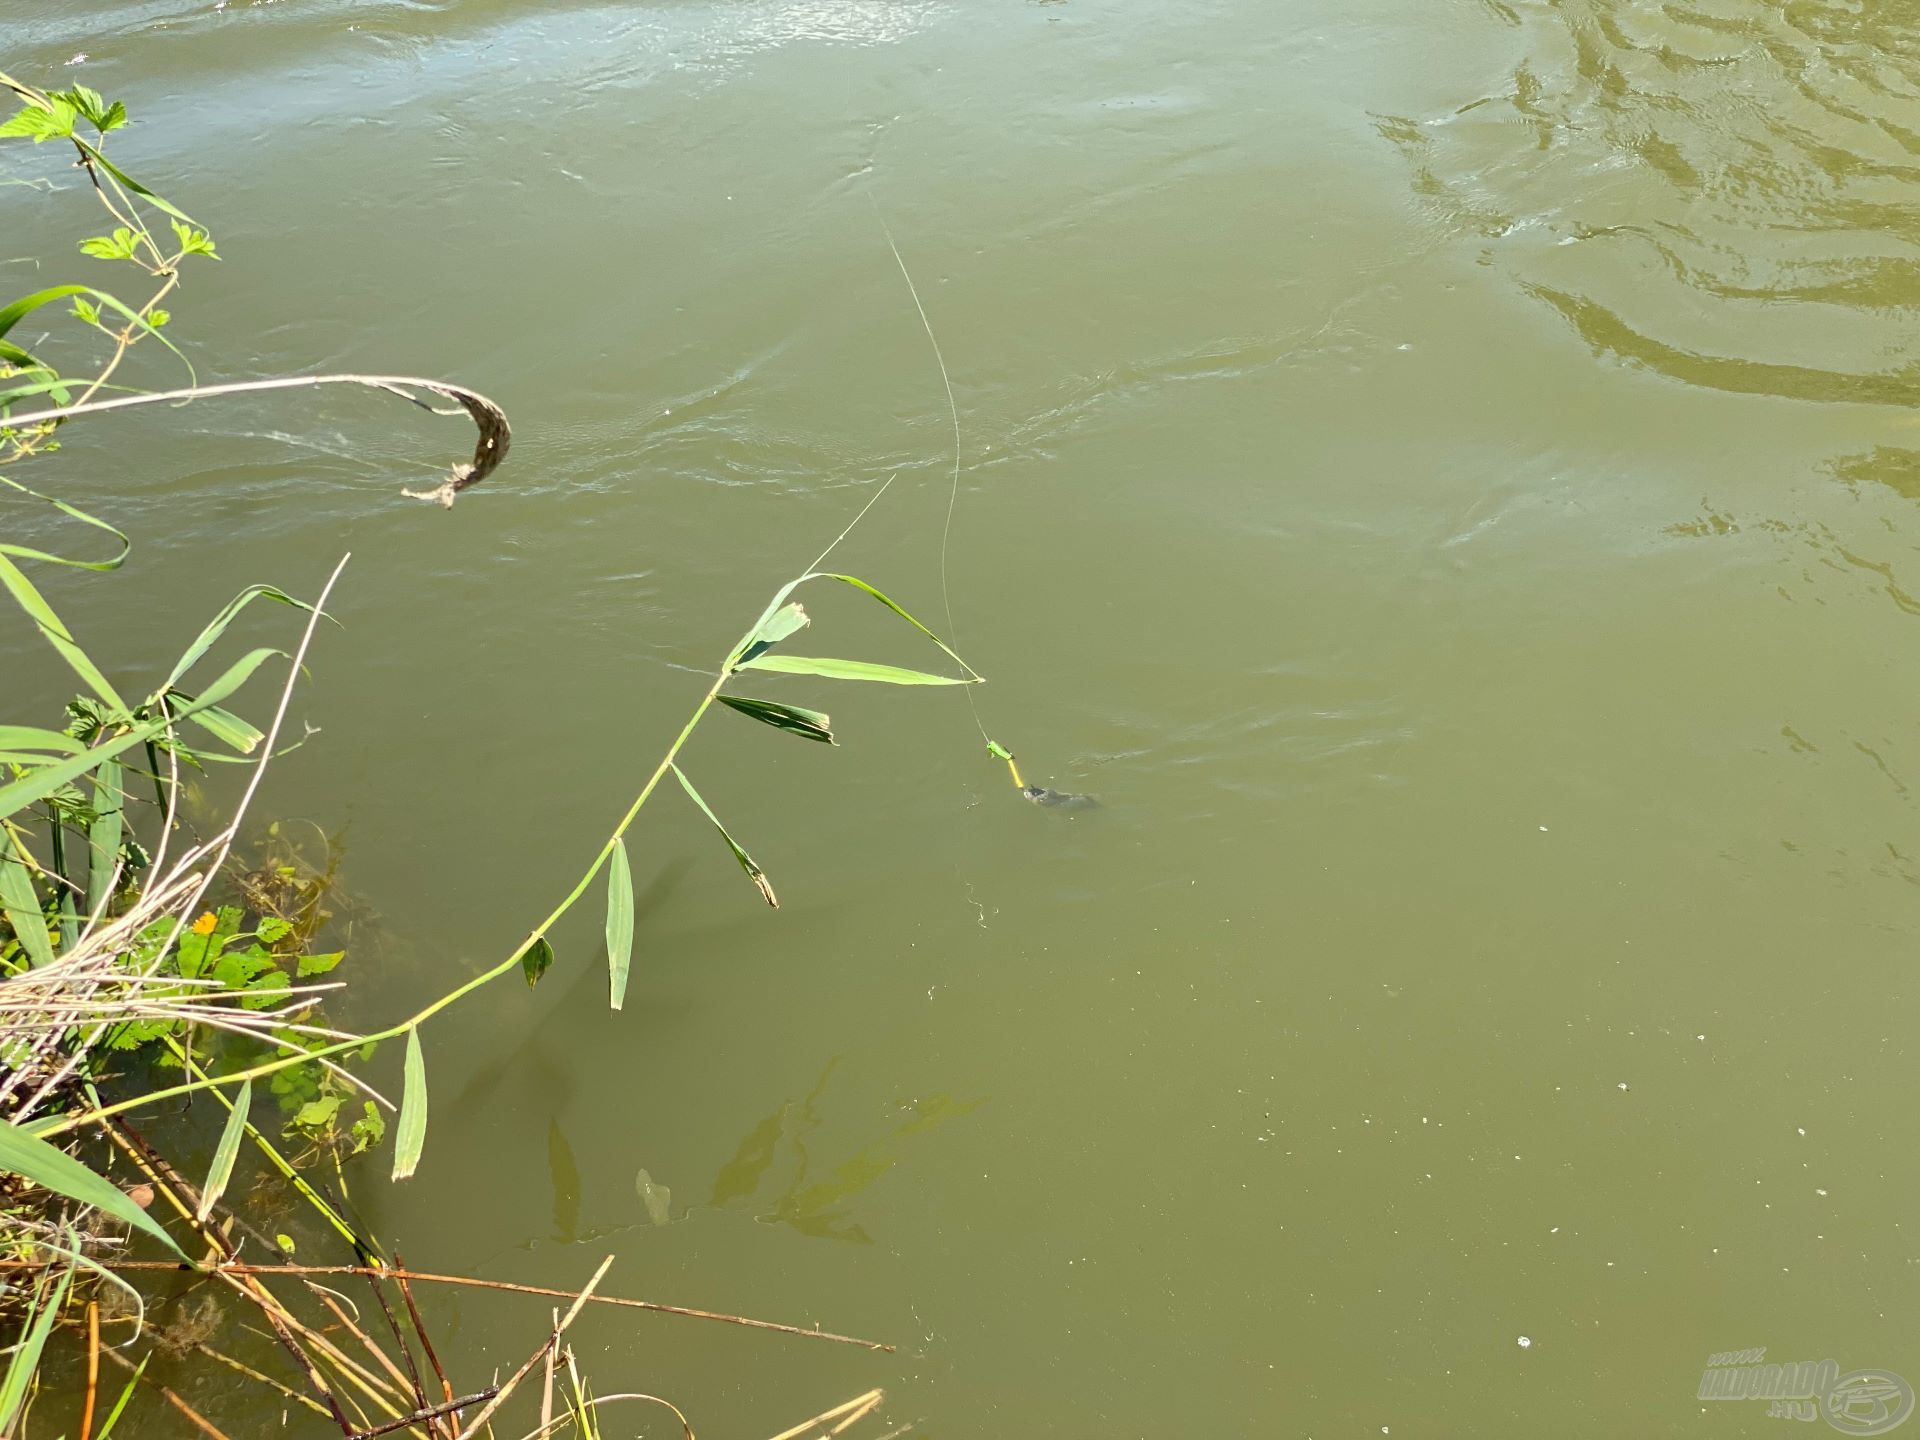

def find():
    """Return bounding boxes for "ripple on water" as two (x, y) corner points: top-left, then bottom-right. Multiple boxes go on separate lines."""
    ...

(1377, 0), (1920, 407)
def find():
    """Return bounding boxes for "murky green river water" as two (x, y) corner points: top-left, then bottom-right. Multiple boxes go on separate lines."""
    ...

(9, 0), (1920, 1435)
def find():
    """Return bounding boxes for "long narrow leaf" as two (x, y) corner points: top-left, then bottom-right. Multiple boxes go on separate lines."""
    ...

(170, 694), (262, 754)
(717, 694), (835, 744)
(0, 553), (126, 710)
(670, 765), (778, 908)
(815, 572), (977, 675)
(0, 726), (83, 755)
(734, 601), (810, 668)
(0, 646), (279, 821)
(164, 585), (311, 690)
(0, 1123), (183, 1255)
(737, 654), (973, 686)
(0, 284), (94, 341)
(0, 1260), (73, 1434)
(92, 1355), (148, 1440)
(195, 1080), (251, 1223)
(392, 1028), (427, 1181)
(0, 472), (131, 572)
(606, 839), (634, 1011)
(86, 759), (121, 922)
(0, 831), (54, 969)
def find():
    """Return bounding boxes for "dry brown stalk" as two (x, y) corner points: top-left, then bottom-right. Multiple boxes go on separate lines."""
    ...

(0, 1259), (895, 1351)
(347, 1391), (497, 1440)
(765, 1389), (888, 1440)
(456, 1255), (615, 1439)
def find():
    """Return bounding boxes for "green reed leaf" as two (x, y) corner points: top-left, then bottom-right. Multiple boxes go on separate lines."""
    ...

(606, 839), (634, 1011)
(717, 694), (835, 744)
(0, 1123), (183, 1256)
(0, 830), (53, 969)
(670, 765), (777, 908)
(195, 1079), (250, 1222)
(734, 601), (811, 668)
(519, 935), (554, 989)
(392, 1028), (427, 1181)
(736, 654), (973, 686)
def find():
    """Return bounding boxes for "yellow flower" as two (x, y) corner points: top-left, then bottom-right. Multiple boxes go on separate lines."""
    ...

(189, 912), (218, 936)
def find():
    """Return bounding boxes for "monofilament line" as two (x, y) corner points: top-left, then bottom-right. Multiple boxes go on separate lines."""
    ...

(868, 197), (989, 744)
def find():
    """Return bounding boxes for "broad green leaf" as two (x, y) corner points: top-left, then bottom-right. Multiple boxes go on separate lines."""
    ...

(0, 1122), (183, 1255)
(518, 936), (554, 989)
(297, 950), (344, 978)
(606, 840), (634, 1011)
(195, 1079), (250, 1222)
(0, 1259), (72, 1435)
(0, 98), (76, 142)
(737, 654), (973, 686)
(814, 572), (977, 676)
(0, 647), (279, 821)
(0, 830), (53, 969)
(255, 917), (292, 945)
(0, 552), (127, 710)
(670, 765), (778, 908)
(734, 601), (810, 667)
(86, 759), (122, 922)
(392, 1027), (427, 1181)
(718, 694), (835, 744)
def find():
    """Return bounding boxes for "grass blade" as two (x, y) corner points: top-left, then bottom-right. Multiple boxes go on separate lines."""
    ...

(737, 654), (974, 686)
(0, 727), (83, 755)
(0, 830), (54, 969)
(815, 572), (976, 675)
(163, 584), (311, 690)
(92, 1354), (148, 1440)
(195, 1079), (251, 1223)
(717, 694), (835, 744)
(392, 1027), (427, 1181)
(0, 1259), (74, 1435)
(606, 839), (634, 1011)
(0, 552), (126, 711)
(0, 474), (129, 573)
(670, 764), (778, 908)
(87, 759), (122, 920)
(169, 694), (263, 754)
(0, 646), (279, 822)
(0, 1124), (183, 1256)
(734, 601), (810, 667)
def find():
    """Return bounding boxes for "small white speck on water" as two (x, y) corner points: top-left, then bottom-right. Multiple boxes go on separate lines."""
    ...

(1696, 1034), (1706, 1041)
(1539, 825), (1548, 832)
(66, 52), (88, 64)
(1617, 1082), (1630, 1091)
(1817, 1188), (1829, 1196)
(1550, 1227), (1560, 1234)
(1518, 1336), (1532, 1348)
(1797, 1127), (1806, 1136)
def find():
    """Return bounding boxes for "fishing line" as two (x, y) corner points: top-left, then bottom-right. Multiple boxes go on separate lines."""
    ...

(867, 198), (1095, 810)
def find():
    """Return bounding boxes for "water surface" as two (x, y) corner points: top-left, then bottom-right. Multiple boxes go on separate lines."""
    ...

(7, 1), (1920, 1434)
